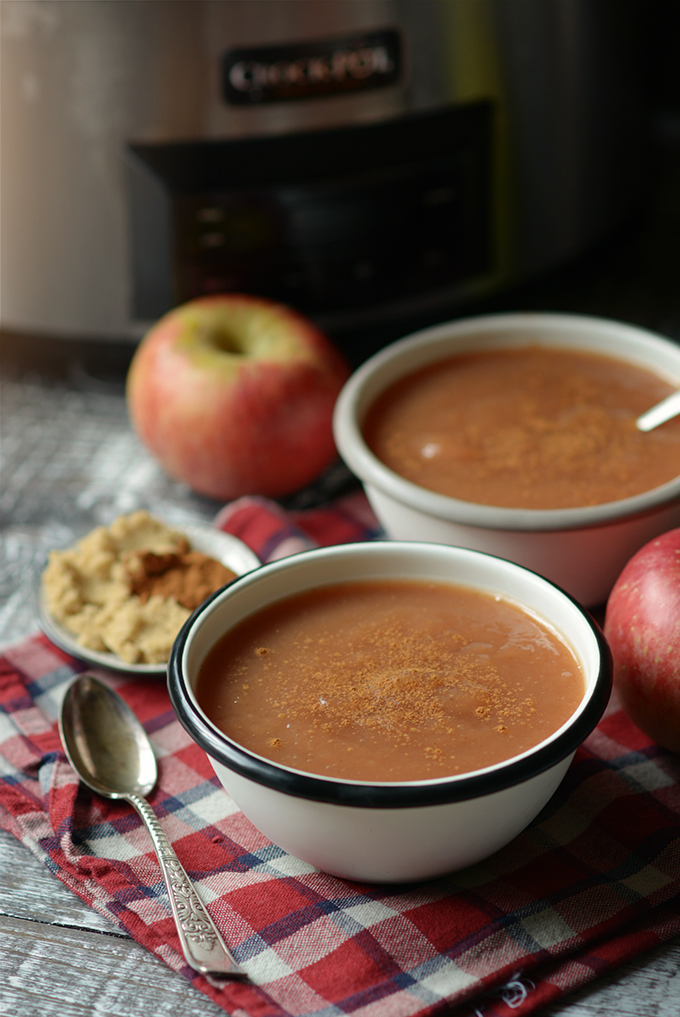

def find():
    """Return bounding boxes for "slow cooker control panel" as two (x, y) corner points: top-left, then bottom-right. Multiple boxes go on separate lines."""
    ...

(128, 103), (492, 326)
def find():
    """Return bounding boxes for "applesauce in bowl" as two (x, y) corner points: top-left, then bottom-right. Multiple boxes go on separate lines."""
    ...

(363, 345), (680, 510)
(168, 540), (611, 882)
(333, 313), (680, 606)
(195, 578), (585, 783)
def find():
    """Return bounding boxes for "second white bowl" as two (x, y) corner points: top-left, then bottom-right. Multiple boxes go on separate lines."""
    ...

(333, 312), (680, 606)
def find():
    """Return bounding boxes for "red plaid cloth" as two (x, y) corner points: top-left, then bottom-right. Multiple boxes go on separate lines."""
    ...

(2, 491), (680, 1017)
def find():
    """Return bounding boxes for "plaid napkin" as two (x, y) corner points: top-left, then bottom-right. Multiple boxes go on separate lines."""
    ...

(2, 491), (680, 1017)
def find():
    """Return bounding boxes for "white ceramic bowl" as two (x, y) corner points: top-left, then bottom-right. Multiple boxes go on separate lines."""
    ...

(168, 541), (610, 883)
(333, 312), (680, 606)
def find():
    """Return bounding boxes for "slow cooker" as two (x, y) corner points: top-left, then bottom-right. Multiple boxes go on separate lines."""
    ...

(0, 0), (645, 346)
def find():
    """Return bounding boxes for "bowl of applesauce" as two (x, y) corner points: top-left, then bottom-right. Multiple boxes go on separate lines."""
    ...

(333, 312), (680, 607)
(168, 540), (611, 883)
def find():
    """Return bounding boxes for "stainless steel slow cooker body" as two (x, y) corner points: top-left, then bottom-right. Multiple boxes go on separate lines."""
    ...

(0, 0), (644, 341)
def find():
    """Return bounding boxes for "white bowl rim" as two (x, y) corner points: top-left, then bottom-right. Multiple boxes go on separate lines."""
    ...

(167, 541), (612, 809)
(332, 311), (680, 532)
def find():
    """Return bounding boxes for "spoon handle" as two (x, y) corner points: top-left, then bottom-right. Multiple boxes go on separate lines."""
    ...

(636, 389), (680, 431)
(127, 792), (246, 978)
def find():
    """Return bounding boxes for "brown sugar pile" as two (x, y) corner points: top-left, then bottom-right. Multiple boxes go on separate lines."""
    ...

(42, 510), (238, 664)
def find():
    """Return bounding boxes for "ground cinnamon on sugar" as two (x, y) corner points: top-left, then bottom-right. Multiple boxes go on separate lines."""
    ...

(126, 548), (237, 611)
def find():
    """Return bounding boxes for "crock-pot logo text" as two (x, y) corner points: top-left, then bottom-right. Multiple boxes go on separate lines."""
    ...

(222, 30), (401, 105)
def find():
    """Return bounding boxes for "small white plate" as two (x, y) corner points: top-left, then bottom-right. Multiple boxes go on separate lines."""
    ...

(37, 524), (261, 677)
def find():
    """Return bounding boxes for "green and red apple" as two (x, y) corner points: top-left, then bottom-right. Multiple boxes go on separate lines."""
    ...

(604, 527), (680, 752)
(126, 294), (350, 500)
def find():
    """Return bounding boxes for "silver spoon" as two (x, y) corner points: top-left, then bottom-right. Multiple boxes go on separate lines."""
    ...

(59, 673), (246, 979)
(636, 390), (680, 431)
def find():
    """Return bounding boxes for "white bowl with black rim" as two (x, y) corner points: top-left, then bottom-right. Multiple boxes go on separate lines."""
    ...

(332, 312), (680, 607)
(168, 540), (611, 883)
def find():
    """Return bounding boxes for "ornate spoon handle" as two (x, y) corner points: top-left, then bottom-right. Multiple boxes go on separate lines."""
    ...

(128, 792), (246, 978)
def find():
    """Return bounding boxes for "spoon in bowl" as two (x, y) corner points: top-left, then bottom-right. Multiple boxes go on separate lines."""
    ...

(636, 390), (680, 432)
(59, 673), (246, 979)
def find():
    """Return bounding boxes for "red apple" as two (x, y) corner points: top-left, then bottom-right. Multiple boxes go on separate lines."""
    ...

(126, 294), (350, 500)
(603, 527), (680, 752)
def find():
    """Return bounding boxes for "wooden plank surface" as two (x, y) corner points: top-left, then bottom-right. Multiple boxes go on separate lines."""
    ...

(3, 826), (680, 1017)
(0, 830), (225, 1017)
(1, 915), (227, 1017)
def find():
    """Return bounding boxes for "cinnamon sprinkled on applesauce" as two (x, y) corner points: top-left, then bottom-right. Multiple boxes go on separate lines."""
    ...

(196, 579), (584, 781)
(363, 346), (680, 509)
